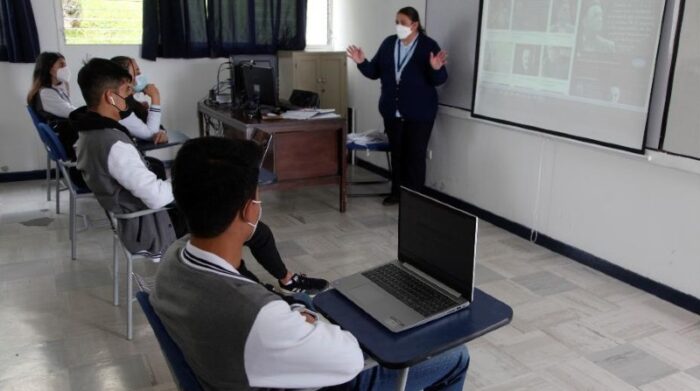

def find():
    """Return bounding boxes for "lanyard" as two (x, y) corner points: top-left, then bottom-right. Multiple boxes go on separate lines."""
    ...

(395, 38), (418, 75)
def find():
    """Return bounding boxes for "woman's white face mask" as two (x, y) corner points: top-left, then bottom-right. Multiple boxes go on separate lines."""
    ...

(56, 66), (71, 84)
(396, 24), (413, 39)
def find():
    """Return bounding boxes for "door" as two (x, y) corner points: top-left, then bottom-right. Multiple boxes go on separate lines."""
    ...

(294, 54), (321, 96)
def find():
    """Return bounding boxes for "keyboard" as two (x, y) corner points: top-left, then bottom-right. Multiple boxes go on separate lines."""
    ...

(362, 264), (458, 317)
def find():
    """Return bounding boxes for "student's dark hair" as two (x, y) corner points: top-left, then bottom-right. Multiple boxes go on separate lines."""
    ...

(77, 58), (132, 109)
(172, 137), (262, 238)
(27, 52), (65, 104)
(110, 56), (150, 121)
(398, 6), (425, 34)
(110, 56), (133, 72)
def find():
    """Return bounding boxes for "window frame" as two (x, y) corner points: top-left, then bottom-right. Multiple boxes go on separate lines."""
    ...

(305, 0), (334, 50)
(56, 0), (144, 46)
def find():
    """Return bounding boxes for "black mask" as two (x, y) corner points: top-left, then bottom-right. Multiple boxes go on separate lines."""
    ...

(109, 91), (132, 120)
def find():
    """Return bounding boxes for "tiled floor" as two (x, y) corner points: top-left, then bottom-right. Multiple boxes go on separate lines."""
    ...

(0, 175), (699, 390)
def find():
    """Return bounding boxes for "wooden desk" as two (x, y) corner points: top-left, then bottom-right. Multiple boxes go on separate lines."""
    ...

(197, 100), (347, 212)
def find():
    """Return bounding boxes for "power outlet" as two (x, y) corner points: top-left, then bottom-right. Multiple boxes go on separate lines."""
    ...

(428, 150), (433, 160)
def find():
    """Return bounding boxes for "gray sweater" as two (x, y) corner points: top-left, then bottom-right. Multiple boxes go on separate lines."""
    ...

(151, 238), (364, 390)
(72, 109), (176, 256)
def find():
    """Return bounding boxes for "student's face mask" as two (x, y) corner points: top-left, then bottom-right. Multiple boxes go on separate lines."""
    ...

(246, 200), (263, 240)
(396, 24), (412, 39)
(56, 66), (71, 83)
(108, 91), (132, 120)
(133, 75), (148, 93)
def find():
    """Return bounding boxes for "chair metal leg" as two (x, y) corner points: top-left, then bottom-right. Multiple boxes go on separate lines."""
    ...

(55, 169), (60, 214)
(46, 155), (51, 202)
(127, 252), (134, 340)
(113, 234), (119, 306)
(70, 194), (77, 260)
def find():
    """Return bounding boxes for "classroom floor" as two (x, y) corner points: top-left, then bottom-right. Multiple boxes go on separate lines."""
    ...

(1, 174), (699, 391)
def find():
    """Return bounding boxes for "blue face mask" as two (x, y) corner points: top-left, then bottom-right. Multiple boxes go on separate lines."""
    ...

(134, 74), (148, 93)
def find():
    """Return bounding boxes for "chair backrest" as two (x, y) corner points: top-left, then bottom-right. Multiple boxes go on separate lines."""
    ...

(35, 122), (69, 163)
(251, 129), (272, 169)
(27, 105), (45, 129)
(136, 292), (203, 391)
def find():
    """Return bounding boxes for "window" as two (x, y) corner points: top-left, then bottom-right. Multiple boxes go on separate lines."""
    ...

(306, 0), (332, 47)
(62, 0), (143, 45)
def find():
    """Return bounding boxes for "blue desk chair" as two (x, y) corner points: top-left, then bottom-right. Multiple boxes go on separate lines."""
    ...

(35, 122), (92, 260)
(27, 106), (56, 203)
(136, 291), (203, 391)
(347, 139), (392, 197)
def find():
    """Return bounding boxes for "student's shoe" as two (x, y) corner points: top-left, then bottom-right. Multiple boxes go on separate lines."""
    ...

(279, 273), (330, 295)
(382, 194), (400, 206)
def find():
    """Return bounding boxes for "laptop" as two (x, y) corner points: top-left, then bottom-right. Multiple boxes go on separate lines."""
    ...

(333, 187), (478, 332)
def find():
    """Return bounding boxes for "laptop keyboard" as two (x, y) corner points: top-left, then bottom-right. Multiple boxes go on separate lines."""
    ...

(362, 264), (458, 317)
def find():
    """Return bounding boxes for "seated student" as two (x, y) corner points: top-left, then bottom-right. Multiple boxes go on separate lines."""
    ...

(152, 136), (470, 390)
(27, 52), (79, 160)
(71, 58), (327, 294)
(110, 56), (168, 143)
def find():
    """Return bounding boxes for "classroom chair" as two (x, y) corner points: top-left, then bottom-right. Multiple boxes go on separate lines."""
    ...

(251, 129), (277, 185)
(35, 121), (92, 260)
(26, 106), (56, 203)
(136, 291), (203, 391)
(346, 138), (393, 197)
(109, 207), (171, 340)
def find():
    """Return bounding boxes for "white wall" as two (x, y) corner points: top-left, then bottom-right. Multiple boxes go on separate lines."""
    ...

(0, 0), (225, 173)
(334, 0), (700, 299)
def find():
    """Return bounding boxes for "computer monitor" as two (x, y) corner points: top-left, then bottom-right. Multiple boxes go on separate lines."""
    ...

(229, 54), (277, 105)
(241, 65), (277, 107)
(398, 187), (478, 300)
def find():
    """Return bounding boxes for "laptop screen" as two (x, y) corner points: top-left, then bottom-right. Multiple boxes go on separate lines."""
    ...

(398, 188), (477, 299)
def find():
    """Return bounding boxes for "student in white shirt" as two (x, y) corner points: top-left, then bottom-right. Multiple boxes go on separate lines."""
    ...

(72, 58), (330, 294)
(27, 52), (79, 160)
(152, 137), (470, 390)
(110, 56), (168, 144)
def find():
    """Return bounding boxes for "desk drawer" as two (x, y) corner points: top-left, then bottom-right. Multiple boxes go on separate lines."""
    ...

(273, 130), (339, 180)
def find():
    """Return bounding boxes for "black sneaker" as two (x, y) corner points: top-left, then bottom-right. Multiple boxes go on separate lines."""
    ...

(382, 194), (400, 206)
(279, 273), (329, 295)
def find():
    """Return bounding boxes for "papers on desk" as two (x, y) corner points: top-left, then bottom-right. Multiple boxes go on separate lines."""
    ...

(281, 109), (340, 120)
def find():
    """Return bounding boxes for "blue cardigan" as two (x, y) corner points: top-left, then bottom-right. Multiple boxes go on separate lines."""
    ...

(358, 33), (448, 123)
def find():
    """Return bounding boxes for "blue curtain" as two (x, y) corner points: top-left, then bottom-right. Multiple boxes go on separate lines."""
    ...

(0, 0), (40, 63)
(142, 0), (307, 60)
(142, 0), (210, 60)
(208, 0), (307, 56)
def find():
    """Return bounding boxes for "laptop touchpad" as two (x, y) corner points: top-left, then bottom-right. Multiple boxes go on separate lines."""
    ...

(348, 284), (386, 306)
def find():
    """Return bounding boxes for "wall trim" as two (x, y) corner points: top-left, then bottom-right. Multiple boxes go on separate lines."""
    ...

(0, 169), (53, 183)
(355, 158), (700, 315)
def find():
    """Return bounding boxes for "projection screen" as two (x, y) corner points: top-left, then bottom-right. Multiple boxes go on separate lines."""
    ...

(472, 0), (667, 152)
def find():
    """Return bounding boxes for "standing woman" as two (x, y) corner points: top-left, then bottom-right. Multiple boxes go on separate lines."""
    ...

(347, 6), (448, 205)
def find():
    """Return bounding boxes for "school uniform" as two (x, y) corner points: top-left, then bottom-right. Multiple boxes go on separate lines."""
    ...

(151, 238), (365, 390)
(32, 83), (80, 161)
(357, 33), (447, 196)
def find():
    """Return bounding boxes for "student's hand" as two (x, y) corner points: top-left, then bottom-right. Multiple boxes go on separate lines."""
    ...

(301, 311), (317, 324)
(346, 45), (366, 64)
(430, 50), (448, 70)
(143, 84), (161, 105)
(152, 130), (168, 144)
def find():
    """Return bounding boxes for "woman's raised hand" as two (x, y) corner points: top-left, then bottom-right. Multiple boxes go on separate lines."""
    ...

(346, 45), (366, 64)
(430, 50), (448, 70)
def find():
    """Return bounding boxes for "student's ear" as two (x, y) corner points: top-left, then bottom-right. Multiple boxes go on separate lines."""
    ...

(240, 199), (255, 223)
